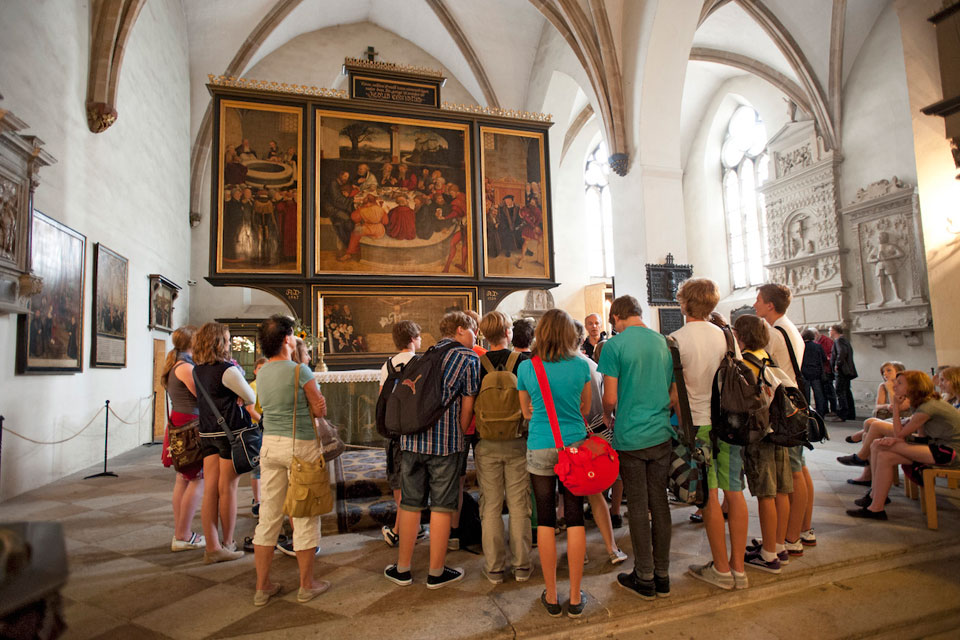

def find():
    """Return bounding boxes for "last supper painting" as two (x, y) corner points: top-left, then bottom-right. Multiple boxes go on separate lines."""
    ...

(216, 100), (303, 274)
(315, 110), (473, 277)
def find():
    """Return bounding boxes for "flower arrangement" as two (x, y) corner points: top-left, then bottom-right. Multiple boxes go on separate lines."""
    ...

(292, 318), (322, 350)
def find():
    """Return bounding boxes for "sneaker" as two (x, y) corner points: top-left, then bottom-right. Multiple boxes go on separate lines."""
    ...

(482, 567), (504, 584)
(846, 506), (888, 520)
(223, 540), (239, 553)
(567, 591), (587, 618)
(540, 590), (562, 617)
(609, 548), (628, 565)
(297, 581), (331, 603)
(784, 539), (804, 556)
(383, 564), (413, 586)
(417, 526), (428, 541)
(616, 572), (656, 600)
(610, 514), (623, 528)
(744, 549), (781, 574)
(799, 529), (817, 547)
(447, 529), (460, 551)
(171, 532), (205, 552)
(382, 526), (399, 548)
(732, 571), (749, 589)
(514, 566), (533, 582)
(837, 453), (868, 467)
(203, 547), (243, 564)
(778, 550), (790, 565)
(688, 561), (735, 590)
(242, 536), (254, 553)
(654, 574), (671, 598)
(251, 502), (260, 517)
(426, 566), (464, 589)
(746, 537), (764, 552)
(276, 536), (296, 557)
(253, 584), (281, 606)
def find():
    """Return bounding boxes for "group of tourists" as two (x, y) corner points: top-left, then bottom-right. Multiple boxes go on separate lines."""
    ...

(160, 278), (960, 616)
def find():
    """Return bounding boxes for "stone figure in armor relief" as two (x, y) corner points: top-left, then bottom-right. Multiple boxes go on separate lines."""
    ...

(869, 231), (905, 306)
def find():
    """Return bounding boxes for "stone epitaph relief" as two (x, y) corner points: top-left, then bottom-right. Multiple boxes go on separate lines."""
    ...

(645, 254), (692, 306)
(760, 120), (843, 301)
(0, 176), (21, 264)
(842, 178), (931, 342)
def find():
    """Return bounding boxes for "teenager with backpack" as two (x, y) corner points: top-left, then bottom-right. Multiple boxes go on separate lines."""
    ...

(599, 296), (676, 600)
(733, 314), (792, 574)
(671, 279), (749, 590)
(473, 311), (532, 584)
(753, 284), (816, 557)
(383, 311), (480, 589)
(377, 321), (425, 548)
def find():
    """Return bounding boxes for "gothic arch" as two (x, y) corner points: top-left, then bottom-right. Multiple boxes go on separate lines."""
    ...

(85, 0), (146, 133)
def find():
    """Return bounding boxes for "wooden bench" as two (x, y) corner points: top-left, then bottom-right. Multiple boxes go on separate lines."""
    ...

(904, 467), (960, 530)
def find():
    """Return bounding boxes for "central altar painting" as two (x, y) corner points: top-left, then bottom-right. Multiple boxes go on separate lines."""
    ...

(315, 110), (473, 276)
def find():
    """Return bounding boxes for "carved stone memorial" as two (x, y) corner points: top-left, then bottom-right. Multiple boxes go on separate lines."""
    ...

(841, 177), (931, 347)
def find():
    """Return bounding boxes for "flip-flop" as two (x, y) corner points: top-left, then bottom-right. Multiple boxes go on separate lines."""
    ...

(844, 435), (862, 444)
(847, 478), (871, 486)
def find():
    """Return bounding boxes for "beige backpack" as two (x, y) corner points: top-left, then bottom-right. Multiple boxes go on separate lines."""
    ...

(474, 352), (524, 440)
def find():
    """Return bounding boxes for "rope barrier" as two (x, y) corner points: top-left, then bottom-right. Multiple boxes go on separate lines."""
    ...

(2, 407), (106, 445)
(1, 394), (154, 445)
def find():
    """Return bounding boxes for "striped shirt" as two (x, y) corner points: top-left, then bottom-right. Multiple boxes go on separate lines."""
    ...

(400, 338), (480, 456)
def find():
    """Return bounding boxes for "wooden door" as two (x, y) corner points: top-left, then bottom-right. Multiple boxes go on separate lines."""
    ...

(152, 338), (167, 441)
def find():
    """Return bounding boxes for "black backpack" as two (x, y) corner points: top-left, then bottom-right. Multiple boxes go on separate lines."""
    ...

(376, 355), (408, 439)
(743, 352), (814, 450)
(710, 327), (767, 447)
(772, 326), (829, 447)
(384, 340), (461, 436)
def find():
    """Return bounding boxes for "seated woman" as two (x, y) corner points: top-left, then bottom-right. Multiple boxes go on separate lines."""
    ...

(847, 370), (960, 520)
(941, 366), (960, 409)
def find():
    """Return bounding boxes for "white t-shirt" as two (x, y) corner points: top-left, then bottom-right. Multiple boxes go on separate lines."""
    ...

(378, 351), (417, 387)
(764, 315), (805, 385)
(670, 321), (736, 425)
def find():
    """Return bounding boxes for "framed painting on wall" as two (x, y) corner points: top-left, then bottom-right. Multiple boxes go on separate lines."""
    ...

(15, 211), (86, 374)
(216, 99), (303, 274)
(311, 285), (477, 366)
(480, 127), (550, 279)
(148, 274), (180, 333)
(91, 243), (128, 368)
(315, 109), (473, 277)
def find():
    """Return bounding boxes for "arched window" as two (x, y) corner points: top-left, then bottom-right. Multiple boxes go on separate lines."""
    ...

(585, 140), (614, 277)
(721, 106), (769, 289)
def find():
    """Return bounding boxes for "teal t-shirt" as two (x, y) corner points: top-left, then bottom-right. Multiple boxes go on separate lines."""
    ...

(256, 360), (317, 440)
(517, 356), (591, 450)
(597, 325), (675, 451)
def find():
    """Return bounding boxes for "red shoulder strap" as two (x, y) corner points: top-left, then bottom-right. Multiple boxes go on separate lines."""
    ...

(531, 356), (564, 450)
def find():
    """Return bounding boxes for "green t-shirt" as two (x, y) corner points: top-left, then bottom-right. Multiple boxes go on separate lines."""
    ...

(256, 360), (317, 440)
(597, 325), (675, 451)
(517, 356), (591, 450)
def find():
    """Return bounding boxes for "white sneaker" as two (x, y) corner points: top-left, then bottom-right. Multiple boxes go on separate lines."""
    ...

(609, 548), (628, 565)
(171, 533), (205, 552)
(784, 539), (804, 557)
(800, 528), (817, 546)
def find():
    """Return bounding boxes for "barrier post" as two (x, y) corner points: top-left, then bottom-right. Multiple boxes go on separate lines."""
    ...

(84, 400), (118, 479)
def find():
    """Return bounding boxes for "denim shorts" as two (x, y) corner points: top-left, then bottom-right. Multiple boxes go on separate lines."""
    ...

(788, 445), (805, 473)
(399, 451), (461, 513)
(526, 447), (559, 476)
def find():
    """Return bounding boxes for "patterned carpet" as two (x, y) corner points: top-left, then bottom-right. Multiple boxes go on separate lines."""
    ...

(322, 448), (476, 535)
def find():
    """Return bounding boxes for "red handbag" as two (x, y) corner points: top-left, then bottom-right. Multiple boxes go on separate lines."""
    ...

(531, 356), (619, 496)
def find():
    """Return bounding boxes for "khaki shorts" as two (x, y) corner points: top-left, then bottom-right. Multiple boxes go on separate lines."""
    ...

(743, 440), (793, 498)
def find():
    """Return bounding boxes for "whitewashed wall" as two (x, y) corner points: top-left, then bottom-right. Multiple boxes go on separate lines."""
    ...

(0, 0), (191, 500)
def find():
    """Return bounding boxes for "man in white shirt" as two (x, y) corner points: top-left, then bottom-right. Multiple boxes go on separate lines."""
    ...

(753, 284), (817, 557)
(672, 279), (749, 591)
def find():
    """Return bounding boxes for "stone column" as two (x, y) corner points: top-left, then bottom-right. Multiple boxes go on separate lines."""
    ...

(896, 0), (960, 364)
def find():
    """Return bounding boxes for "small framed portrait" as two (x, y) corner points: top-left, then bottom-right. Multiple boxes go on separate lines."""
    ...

(91, 243), (128, 368)
(480, 127), (551, 280)
(148, 274), (180, 333)
(15, 211), (86, 374)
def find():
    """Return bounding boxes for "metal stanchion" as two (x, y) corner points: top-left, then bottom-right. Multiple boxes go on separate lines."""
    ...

(84, 400), (118, 479)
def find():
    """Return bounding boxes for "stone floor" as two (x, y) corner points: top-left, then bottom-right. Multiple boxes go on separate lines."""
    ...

(2, 423), (959, 639)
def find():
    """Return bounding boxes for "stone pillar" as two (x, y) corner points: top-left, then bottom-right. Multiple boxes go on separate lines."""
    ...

(896, 0), (960, 364)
